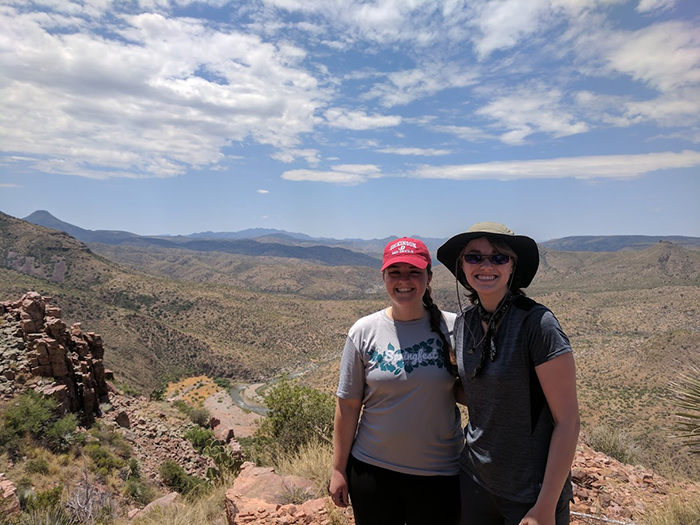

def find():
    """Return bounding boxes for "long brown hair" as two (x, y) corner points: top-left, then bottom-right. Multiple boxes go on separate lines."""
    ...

(423, 266), (457, 374)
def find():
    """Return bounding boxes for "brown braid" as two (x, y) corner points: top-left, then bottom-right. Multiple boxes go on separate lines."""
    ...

(423, 266), (457, 376)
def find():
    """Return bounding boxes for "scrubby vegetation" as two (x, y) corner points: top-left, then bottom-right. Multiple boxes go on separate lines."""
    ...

(0, 393), (161, 524)
(671, 365), (700, 455)
(0, 391), (82, 458)
(249, 379), (334, 467)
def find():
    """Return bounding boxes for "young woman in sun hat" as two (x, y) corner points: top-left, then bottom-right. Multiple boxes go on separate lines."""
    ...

(437, 222), (580, 525)
(330, 237), (464, 525)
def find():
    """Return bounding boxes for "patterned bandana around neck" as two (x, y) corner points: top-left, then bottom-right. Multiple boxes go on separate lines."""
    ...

(469, 291), (516, 378)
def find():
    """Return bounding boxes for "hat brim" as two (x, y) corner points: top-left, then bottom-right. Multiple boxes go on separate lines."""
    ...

(436, 232), (540, 288)
(380, 254), (430, 271)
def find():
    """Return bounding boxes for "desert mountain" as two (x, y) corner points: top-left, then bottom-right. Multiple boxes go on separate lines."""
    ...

(25, 209), (700, 255)
(541, 234), (700, 252)
(0, 211), (386, 393)
(4, 209), (700, 485)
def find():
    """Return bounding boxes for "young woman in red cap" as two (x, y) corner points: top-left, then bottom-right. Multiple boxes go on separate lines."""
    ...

(330, 237), (463, 525)
(437, 222), (580, 525)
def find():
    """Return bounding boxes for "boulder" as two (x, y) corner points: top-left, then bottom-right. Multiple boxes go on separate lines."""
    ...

(0, 473), (20, 517)
(224, 462), (340, 525)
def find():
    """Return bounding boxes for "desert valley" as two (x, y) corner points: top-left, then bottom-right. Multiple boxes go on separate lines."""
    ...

(1, 210), (699, 525)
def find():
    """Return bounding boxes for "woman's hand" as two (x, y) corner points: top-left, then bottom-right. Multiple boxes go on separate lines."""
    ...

(329, 468), (350, 507)
(330, 397), (362, 508)
(518, 503), (554, 525)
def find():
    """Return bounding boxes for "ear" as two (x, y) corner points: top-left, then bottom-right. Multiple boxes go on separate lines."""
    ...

(427, 272), (432, 285)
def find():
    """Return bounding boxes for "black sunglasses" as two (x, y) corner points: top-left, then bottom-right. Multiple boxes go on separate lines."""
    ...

(462, 253), (512, 265)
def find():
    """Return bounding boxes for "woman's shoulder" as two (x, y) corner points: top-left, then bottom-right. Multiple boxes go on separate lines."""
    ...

(348, 309), (389, 333)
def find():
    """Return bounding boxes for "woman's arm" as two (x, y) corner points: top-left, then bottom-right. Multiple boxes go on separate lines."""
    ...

(329, 397), (362, 507)
(520, 351), (580, 525)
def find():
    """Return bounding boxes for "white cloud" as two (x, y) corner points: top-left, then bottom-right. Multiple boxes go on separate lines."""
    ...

(0, 6), (327, 179)
(430, 125), (492, 142)
(257, 189), (270, 194)
(409, 150), (700, 180)
(325, 108), (401, 130)
(476, 86), (589, 144)
(271, 149), (321, 165)
(636, 0), (679, 13)
(0, 183), (21, 188)
(377, 147), (452, 156)
(365, 62), (479, 107)
(282, 163), (381, 184)
(604, 21), (700, 93)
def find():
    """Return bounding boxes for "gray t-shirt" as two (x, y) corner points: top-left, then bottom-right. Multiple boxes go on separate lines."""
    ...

(456, 296), (574, 503)
(337, 309), (463, 476)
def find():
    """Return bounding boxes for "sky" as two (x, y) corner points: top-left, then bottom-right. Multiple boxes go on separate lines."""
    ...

(0, 0), (699, 242)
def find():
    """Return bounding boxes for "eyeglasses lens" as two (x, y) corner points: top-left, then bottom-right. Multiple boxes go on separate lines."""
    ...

(463, 253), (511, 265)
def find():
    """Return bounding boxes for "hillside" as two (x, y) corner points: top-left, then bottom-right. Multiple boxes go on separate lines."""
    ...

(4, 210), (700, 485)
(21, 211), (382, 267)
(0, 212), (385, 392)
(540, 235), (700, 252)
(25, 210), (700, 256)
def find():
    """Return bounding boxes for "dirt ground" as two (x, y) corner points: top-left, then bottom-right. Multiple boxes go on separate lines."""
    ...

(203, 389), (262, 438)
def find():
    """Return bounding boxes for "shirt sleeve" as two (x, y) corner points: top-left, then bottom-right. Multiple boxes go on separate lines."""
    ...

(527, 308), (572, 367)
(336, 334), (366, 399)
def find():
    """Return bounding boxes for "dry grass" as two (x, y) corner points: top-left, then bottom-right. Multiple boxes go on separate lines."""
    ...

(275, 439), (334, 497)
(123, 473), (237, 525)
(641, 495), (700, 525)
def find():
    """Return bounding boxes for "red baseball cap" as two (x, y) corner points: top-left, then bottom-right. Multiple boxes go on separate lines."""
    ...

(381, 237), (431, 271)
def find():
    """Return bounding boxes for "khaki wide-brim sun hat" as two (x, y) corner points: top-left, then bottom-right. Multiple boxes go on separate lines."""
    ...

(437, 221), (540, 289)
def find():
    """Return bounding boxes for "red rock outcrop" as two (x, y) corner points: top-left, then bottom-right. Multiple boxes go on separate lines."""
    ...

(0, 473), (20, 517)
(225, 462), (352, 525)
(0, 292), (108, 418)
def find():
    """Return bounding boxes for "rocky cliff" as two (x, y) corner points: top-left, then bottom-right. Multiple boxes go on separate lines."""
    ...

(1, 291), (109, 419)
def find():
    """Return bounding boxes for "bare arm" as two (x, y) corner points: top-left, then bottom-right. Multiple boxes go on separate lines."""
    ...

(520, 352), (580, 525)
(329, 397), (362, 507)
(454, 378), (467, 406)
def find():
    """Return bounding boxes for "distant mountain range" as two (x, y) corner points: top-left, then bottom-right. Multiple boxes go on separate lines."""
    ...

(20, 210), (700, 254)
(22, 211), (382, 268)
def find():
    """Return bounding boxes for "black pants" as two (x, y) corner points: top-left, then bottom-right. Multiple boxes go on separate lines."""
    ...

(460, 470), (570, 525)
(347, 455), (460, 525)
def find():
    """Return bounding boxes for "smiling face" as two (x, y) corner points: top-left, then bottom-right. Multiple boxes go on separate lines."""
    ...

(461, 237), (514, 309)
(382, 262), (431, 320)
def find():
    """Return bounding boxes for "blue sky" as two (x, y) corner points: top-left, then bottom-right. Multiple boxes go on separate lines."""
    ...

(0, 0), (699, 242)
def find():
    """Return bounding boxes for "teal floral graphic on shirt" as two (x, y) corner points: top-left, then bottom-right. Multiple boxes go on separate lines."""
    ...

(367, 338), (445, 375)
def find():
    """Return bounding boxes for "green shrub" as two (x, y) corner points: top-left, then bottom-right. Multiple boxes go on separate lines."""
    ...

(189, 407), (211, 428)
(184, 427), (215, 453)
(150, 385), (165, 401)
(88, 424), (132, 459)
(158, 460), (203, 495)
(255, 379), (334, 459)
(172, 400), (192, 415)
(0, 391), (58, 457)
(24, 485), (63, 513)
(213, 378), (231, 390)
(84, 443), (125, 478)
(45, 414), (80, 453)
(125, 477), (156, 506)
(25, 458), (50, 475)
(127, 458), (141, 479)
